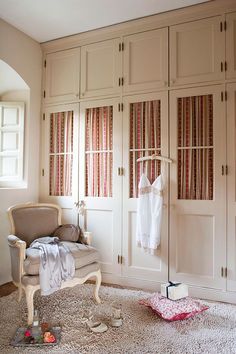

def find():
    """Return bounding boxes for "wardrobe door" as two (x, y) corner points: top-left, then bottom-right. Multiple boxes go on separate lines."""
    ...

(40, 104), (79, 224)
(227, 83), (236, 292)
(44, 48), (80, 104)
(170, 17), (224, 86)
(122, 92), (168, 283)
(80, 39), (121, 99)
(226, 12), (236, 80)
(78, 99), (122, 278)
(123, 28), (168, 93)
(169, 85), (226, 290)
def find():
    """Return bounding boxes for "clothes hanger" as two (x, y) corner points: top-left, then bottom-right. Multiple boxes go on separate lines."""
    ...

(136, 154), (172, 163)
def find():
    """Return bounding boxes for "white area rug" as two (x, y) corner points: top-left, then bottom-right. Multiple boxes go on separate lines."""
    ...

(0, 284), (236, 353)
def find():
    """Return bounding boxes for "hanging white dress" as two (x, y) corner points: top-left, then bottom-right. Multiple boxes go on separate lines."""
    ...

(136, 173), (163, 254)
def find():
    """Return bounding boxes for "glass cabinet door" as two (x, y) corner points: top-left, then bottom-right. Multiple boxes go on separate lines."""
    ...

(170, 85), (226, 290)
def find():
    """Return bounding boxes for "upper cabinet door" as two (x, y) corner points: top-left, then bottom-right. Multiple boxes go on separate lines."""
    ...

(226, 12), (236, 80)
(170, 17), (224, 86)
(45, 48), (80, 104)
(80, 39), (121, 98)
(123, 28), (168, 93)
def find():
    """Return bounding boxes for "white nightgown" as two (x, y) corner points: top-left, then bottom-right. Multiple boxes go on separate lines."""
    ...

(136, 173), (163, 254)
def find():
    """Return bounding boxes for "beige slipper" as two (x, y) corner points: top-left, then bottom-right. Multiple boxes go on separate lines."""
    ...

(80, 310), (108, 333)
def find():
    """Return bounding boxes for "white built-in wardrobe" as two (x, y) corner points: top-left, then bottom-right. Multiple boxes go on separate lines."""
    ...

(40, 0), (236, 303)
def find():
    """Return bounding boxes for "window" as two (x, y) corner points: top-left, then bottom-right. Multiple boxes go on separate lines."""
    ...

(0, 102), (25, 187)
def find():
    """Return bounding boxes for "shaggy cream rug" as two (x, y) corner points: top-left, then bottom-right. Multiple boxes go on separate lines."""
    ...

(0, 284), (236, 354)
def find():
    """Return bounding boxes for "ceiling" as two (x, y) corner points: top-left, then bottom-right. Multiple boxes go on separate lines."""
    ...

(0, 0), (211, 43)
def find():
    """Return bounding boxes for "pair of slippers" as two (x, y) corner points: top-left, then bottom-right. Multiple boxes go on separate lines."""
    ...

(80, 308), (123, 333)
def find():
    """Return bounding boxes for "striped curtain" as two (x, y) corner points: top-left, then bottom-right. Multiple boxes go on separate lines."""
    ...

(85, 106), (113, 197)
(177, 95), (213, 200)
(130, 100), (161, 198)
(49, 111), (73, 196)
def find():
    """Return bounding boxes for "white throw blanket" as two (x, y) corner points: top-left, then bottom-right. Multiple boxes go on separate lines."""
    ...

(30, 237), (75, 296)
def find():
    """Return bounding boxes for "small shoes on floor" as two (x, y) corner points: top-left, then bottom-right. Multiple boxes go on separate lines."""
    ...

(80, 310), (108, 333)
(80, 303), (123, 333)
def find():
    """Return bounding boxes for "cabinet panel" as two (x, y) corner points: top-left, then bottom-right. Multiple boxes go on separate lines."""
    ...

(78, 98), (122, 275)
(123, 28), (168, 93)
(122, 92), (168, 282)
(170, 17), (224, 86)
(227, 83), (236, 292)
(45, 49), (80, 104)
(226, 12), (236, 79)
(170, 85), (226, 290)
(81, 39), (121, 98)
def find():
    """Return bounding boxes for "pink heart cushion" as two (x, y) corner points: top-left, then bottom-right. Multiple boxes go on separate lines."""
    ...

(139, 293), (208, 321)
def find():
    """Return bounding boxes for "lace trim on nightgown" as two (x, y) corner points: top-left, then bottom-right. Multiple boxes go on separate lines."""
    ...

(139, 186), (163, 196)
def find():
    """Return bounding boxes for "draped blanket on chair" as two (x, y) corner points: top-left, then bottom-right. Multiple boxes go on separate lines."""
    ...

(30, 237), (75, 295)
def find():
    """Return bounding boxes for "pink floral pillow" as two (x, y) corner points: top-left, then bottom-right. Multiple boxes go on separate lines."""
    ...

(139, 293), (208, 321)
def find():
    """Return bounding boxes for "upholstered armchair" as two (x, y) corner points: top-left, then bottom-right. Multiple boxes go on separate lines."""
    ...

(7, 203), (101, 325)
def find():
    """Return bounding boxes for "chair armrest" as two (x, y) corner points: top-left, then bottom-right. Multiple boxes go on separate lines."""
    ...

(8, 234), (26, 248)
(7, 235), (26, 284)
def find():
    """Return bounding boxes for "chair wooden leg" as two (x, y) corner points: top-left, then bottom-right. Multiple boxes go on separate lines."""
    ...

(25, 286), (36, 325)
(94, 269), (101, 304)
(18, 285), (22, 302)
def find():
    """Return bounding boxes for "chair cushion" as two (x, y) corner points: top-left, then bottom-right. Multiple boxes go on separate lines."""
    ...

(22, 262), (100, 286)
(24, 241), (100, 275)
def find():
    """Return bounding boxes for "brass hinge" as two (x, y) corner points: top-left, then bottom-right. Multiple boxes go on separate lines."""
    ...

(221, 266), (224, 277)
(225, 61), (227, 72)
(224, 20), (227, 31)
(117, 255), (123, 264)
(43, 113), (45, 121)
(118, 167), (124, 176)
(119, 43), (121, 52)
(121, 42), (124, 51)
(220, 21), (223, 32)
(121, 77), (124, 86)
(118, 103), (124, 112)
(42, 169), (45, 177)
(43, 90), (46, 98)
(221, 62), (223, 72)
(226, 165), (228, 175)
(221, 91), (227, 102)
(221, 267), (228, 277)
(44, 60), (46, 68)
(222, 165), (225, 175)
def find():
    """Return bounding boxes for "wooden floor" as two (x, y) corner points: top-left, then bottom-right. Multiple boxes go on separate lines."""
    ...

(0, 282), (17, 297)
(0, 281), (125, 299)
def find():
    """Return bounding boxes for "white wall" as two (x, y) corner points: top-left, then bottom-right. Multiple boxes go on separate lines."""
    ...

(0, 19), (42, 285)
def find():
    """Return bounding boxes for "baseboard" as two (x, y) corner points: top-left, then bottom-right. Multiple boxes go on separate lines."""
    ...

(101, 273), (236, 304)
